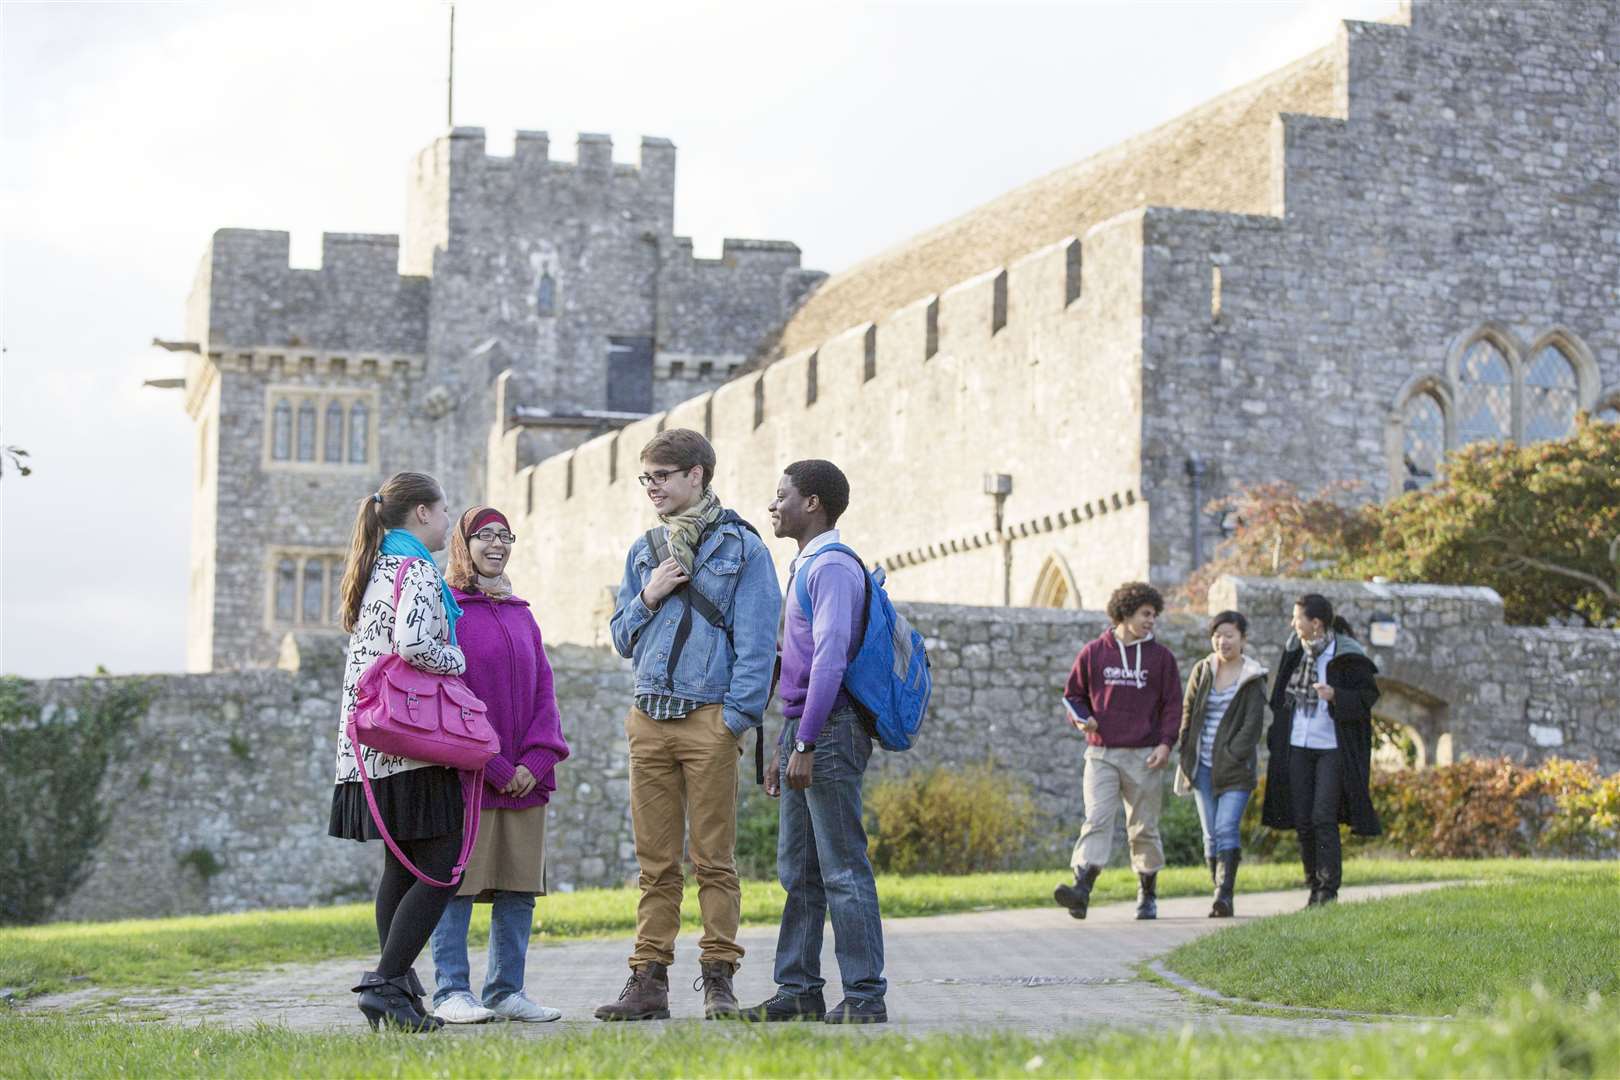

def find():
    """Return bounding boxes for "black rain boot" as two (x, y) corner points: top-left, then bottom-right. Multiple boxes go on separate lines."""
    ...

(1134, 871), (1158, 920)
(1053, 865), (1102, 920)
(352, 972), (436, 1033)
(1211, 850), (1240, 918)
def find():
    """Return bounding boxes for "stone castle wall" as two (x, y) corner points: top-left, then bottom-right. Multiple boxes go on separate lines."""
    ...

(25, 581), (1618, 922)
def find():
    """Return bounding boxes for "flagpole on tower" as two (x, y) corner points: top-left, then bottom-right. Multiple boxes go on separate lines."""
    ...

(446, 3), (456, 129)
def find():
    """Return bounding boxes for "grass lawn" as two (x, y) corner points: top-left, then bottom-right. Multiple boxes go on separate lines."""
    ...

(1164, 864), (1620, 1015)
(2, 989), (1616, 1079)
(0, 857), (1590, 1002)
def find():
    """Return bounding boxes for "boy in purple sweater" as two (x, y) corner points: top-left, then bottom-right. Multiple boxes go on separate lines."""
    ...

(742, 459), (887, 1026)
(1053, 582), (1181, 921)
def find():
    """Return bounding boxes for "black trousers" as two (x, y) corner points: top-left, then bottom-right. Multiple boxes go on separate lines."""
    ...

(1289, 747), (1343, 893)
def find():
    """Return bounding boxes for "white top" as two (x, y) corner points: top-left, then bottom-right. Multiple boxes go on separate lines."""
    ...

(334, 554), (466, 784)
(790, 528), (842, 577)
(1289, 636), (1338, 750)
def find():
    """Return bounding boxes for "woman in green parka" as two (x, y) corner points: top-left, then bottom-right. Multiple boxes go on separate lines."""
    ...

(1177, 610), (1268, 917)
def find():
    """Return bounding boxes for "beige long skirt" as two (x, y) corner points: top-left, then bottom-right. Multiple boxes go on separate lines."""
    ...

(456, 804), (547, 899)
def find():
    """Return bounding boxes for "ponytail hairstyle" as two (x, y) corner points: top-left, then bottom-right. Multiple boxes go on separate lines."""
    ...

(1294, 592), (1355, 639)
(339, 471), (444, 632)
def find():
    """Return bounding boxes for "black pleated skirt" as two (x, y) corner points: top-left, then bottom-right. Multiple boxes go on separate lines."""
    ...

(328, 765), (464, 842)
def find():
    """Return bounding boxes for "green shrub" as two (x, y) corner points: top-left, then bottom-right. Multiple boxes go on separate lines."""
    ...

(864, 763), (1037, 875)
(733, 782), (780, 881)
(1158, 790), (1206, 867)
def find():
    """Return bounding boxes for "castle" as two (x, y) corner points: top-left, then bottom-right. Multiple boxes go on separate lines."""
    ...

(174, 0), (1619, 668)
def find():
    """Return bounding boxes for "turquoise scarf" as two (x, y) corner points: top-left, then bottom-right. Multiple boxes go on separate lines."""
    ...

(380, 529), (463, 645)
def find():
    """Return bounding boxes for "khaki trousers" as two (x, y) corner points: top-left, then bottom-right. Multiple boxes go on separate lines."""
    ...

(1071, 745), (1167, 874)
(625, 703), (744, 968)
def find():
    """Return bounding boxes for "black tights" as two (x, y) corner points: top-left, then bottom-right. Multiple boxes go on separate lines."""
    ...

(375, 832), (462, 978)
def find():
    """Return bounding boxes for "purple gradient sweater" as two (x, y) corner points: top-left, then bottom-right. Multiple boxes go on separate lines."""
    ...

(777, 533), (864, 745)
(452, 587), (571, 810)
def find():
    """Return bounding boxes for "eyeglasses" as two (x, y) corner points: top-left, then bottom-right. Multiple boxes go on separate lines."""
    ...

(472, 528), (517, 544)
(637, 468), (691, 488)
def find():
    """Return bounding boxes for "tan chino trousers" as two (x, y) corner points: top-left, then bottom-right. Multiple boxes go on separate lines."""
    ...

(625, 703), (745, 968)
(1071, 745), (1167, 874)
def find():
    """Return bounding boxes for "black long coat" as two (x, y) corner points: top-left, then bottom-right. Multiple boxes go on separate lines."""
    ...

(1260, 633), (1383, 837)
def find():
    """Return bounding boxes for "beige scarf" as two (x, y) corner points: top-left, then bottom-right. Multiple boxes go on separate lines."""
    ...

(475, 573), (514, 600)
(661, 487), (725, 574)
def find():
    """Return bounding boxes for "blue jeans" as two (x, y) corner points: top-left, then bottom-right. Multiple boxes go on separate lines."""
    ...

(774, 707), (886, 1003)
(429, 891), (535, 1006)
(1192, 763), (1250, 857)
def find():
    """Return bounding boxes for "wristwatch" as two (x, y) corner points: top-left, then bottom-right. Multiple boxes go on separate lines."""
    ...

(794, 739), (815, 754)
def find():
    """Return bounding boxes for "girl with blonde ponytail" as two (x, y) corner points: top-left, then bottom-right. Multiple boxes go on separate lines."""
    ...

(328, 471), (469, 1033)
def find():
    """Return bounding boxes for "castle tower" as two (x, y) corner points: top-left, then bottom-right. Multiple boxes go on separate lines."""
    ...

(179, 129), (821, 670)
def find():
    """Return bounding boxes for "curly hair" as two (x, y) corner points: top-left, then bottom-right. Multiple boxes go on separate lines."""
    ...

(1106, 581), (1164, 625)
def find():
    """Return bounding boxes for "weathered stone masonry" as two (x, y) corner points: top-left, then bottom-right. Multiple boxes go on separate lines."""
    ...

(27, 579), (1619, 921)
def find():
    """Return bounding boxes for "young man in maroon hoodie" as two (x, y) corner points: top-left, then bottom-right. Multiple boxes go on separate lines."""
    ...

(1053, 582), (1182, 921)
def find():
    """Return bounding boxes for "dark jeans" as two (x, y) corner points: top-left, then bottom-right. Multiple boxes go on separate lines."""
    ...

(1289, 746), (1343, 893)
(773, 707), (887, 1003)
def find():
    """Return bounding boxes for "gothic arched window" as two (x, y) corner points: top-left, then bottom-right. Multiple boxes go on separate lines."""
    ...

(1401, 392), (1445, 491)
(537, 272), (557, 317)
(1523, 344), (1580, 442)
(274, 559), (297, 621)
(296, 401), (317, 461)
(271, 399), (292, 460)
(1456, 338), (1513, 446)
(324, 400), (345, 462)
(349, 401), (370, 463)
(302, 559), (325, 624)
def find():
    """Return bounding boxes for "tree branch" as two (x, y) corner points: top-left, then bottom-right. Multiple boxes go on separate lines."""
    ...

(1498, 554), (1620, 603)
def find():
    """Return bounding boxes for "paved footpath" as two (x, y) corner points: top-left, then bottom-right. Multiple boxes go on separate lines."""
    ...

(21, 882), (1448, 1037)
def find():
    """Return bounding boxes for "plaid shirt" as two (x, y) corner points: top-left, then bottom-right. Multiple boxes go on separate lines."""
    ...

(635, 693), (703, 721)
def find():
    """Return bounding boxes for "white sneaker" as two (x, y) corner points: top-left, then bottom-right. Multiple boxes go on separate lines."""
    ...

(488, 991), (562, 1022)
(434, 992), (495, 1024)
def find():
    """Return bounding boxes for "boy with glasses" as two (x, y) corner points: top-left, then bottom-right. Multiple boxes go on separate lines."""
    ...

(594, 429), (780, 1021)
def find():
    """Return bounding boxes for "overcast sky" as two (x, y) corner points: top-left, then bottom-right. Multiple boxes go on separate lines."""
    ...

(0, 0), (1397, 678)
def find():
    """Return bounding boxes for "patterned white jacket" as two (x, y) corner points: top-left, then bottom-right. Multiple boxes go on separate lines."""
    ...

(334, 554), (466, 784)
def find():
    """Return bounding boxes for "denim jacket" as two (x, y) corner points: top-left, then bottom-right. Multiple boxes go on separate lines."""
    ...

(610, 518), (782, 737)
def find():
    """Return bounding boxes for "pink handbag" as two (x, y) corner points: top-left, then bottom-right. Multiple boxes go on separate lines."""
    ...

(346, 557), (500, 887)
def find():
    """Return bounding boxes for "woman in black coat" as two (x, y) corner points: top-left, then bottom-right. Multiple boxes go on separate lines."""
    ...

(1261, 593), (1381, 905)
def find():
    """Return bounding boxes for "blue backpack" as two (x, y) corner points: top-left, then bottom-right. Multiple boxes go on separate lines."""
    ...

(794, 544), (932, 751)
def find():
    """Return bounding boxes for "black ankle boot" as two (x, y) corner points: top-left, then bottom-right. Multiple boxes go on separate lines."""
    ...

(352, 972), (438, 1032)
(1211, 850), (1240, 917)
(1053, 865), (1102, 920)
(402, 968), (444, 1030)
(1135, 871), (1158, 920)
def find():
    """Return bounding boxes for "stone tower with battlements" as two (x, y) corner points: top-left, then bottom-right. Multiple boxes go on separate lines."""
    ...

(180, 129), (822, 671)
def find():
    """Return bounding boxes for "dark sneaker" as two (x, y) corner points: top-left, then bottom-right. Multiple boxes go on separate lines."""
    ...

(593, 963), (670, 1021)
(740, 989), (827, 1022)
(824, 997), (887, 1025)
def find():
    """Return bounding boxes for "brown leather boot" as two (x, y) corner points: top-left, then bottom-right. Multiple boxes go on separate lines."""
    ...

(696, 961), (740, 1020)
(593, 963), (670, 1021)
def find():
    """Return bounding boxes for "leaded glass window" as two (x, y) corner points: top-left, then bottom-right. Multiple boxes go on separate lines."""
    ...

(1456, 339), (1512, 445)
(302, 560), (325, 624)
(1523, 345), (1579, 442)
(296, 401), (317, 461)
(349, 401), (369, 463)
(271, 400), (292, 460)
(1402, 392), (1445, 491)
(275, 559), (297, 621)
(329, 558), (345, 622)
(324, 400), (345, 462)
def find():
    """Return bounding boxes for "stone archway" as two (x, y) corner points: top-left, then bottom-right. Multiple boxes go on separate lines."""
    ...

(1030, 553), (1081, 609)
(1371, 678), (1452, 769)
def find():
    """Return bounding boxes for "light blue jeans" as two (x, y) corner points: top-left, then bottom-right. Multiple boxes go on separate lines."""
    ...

(429, 891), (535, 1006)
(773, 707), (887, 1003)
(1192, 763), (1250, 857)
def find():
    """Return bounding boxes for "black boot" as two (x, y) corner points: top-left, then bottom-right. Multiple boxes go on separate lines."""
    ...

(401, 968), (444, 1030)
(1053, 865), (1102, 920)
(1299, 835), (1321, 907)
(352, 972), (437, 1033)
(1211, 850), (1240, 918)
(1134, 871), (1158, 920)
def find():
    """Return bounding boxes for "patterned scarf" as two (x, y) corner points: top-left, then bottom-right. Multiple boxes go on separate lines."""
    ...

(660, 487), (725, 575)
(1289, 632), (1333, 715)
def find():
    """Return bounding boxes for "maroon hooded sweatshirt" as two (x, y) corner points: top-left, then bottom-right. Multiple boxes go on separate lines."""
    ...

(1063, 628), (1182, 749)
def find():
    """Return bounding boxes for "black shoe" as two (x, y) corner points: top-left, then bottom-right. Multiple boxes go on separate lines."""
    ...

(1053, 865), (1102, 920)
(1317, 889), (1338, 905)
(824, 997), (887, 1025)
(740, 989), (827, 1022)
(1135, 871), (1158, 920)
(401, 968), (445, 1031)
(352, 972), (438, 1033)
